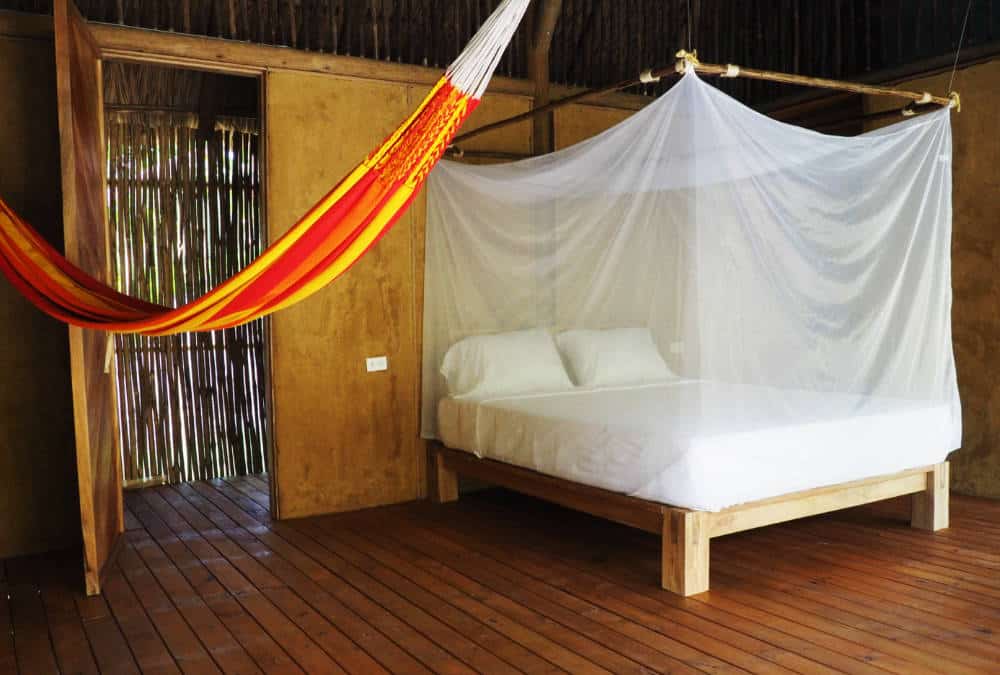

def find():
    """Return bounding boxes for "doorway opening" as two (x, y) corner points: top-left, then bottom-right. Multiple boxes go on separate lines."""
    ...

(103, 62), (272, 503)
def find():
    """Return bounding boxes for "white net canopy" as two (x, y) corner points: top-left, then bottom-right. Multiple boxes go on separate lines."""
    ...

(421, 70), (960, 460)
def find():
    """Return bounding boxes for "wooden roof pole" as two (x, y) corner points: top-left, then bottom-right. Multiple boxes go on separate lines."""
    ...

(528, 0), (563, 155)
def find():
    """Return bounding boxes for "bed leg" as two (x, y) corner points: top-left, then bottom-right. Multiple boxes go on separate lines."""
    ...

(911, 462), (949, 531)
(661, 510), (710, 596)
(430, 446), (459, 504)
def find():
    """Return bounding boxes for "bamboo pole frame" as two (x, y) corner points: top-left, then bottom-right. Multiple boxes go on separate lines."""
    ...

(450, 49), (960, 149)
(675, 51), (959, 110)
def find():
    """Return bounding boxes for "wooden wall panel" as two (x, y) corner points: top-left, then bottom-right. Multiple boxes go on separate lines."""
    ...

(0, 15), (80, 560)
(266, 70), (543, 518)
(53, 0), (123, 594)
(866, 60), (1000, 498)
(266, 72), (423, 518)
(555, 103), (634, 150)
(452, 91), (534, 162)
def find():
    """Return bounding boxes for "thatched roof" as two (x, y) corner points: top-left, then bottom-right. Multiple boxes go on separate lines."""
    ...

(3, 1), (998, 105)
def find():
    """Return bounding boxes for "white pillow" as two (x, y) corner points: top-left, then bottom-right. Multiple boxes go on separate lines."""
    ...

(440, 329), (574, 398)
(555, 327), (676, 388)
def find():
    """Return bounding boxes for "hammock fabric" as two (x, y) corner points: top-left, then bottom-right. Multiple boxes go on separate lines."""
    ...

(0, 0), (530, 336)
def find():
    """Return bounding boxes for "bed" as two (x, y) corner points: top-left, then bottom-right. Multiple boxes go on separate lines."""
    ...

(422, 60), (960, 597)
(431, 380), (952, 596)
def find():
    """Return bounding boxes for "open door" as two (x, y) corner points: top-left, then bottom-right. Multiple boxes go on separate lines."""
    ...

(53, 0), (123, 595)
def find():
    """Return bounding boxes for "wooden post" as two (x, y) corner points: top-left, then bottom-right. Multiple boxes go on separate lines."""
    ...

(429, 444), (459, 504)
(528, 0), (563, 155)
(911, 462), (949, 531)
(661, 509), (710, 596)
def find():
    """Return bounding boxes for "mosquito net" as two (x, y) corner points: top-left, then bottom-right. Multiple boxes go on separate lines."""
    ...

(421, 69), (960, 457)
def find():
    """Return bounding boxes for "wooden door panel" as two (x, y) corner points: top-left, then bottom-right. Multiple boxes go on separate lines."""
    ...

(53, 0), (123, 595)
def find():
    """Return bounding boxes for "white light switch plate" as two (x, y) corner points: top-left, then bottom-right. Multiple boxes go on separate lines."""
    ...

(366, 355), (388, 372)
(669, 341), (684, 355)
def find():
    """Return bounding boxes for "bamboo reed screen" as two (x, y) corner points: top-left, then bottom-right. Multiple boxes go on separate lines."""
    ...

(105, 113), (269, 485)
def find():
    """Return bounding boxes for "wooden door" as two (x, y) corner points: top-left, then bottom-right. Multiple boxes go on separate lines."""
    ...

(53, 0), (123, 595)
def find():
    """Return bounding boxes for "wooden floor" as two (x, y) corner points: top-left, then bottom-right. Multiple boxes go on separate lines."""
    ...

(3, 477), (1000, 674)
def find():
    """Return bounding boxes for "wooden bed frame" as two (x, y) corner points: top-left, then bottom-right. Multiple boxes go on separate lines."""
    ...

(429, 443), (949, 596)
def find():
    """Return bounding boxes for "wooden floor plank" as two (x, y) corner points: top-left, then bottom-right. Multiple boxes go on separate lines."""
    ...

(745, 530), (1000, 626)
(101, 561), (182, 675)
(222, 476), (271, 512)
(308, 525), (567, 674)
(324, 526), (578, 674)
(234, 476), (271, 507)
(721, 526), (1000, 653)
(292, 519), (606, 674)
(180, 481), (497, 675)
(481, 494), (976, 675)
(3, 475), (1000, 675)
(0, 560), (18, 675)
(125, 504), (145, 532)
(156, 486), (404, 675)
(495, 495), (1000, 673)
(116, 540), (224, 674)
(362, 514), (745, 674)
(124, 529), (263, 675)
(290, 518), (549, 675)
(6, 556), (60, 675)
(189, 482), (533, 675)
(452, 494), (891, 675)
(789, 516), (1000, 591)
(74, 590), (142, 675)
(770, 521), (1000, 611)
(188, 486), (436, 675)
(711, 563), (994, 674)
(375, 505), (812, 675)
(37, 554), (101, 675)
(235, 532), (437, 675)
(340, 510), (705, 675)
(125, 491), (303, 675)
(247, 475), (271, 494)
(133, 489), (332, 674)
(205, 527), (477, 673)
(827, 516), (1000, 569)
(185, 483), (438, 675)
(208, 480), (271, 523)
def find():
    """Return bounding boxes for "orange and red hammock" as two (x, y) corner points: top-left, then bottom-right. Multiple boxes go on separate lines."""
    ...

(0, 0), (529, 337)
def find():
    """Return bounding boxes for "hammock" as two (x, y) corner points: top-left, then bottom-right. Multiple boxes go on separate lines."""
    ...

(0, 0), (530, 336)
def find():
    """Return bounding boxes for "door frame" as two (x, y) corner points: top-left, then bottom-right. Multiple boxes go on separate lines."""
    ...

(54, 0), (125, 595)
(93, 56), (279, 516)
(60, 10), (279, 570)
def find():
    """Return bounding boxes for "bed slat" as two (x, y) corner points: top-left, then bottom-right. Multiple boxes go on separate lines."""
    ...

(710, 467), (931, 537)
(432, 443), (949, 596)
(435, 445), (666, 534)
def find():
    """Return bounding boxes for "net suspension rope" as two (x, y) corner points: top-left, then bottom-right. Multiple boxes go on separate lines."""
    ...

(949, 0), (975, 95)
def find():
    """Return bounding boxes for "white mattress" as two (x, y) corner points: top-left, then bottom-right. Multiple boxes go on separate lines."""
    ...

(438, 380), (955, 512)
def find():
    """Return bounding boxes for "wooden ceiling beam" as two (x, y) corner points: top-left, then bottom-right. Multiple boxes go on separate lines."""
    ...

(79, 16), (648, 112)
